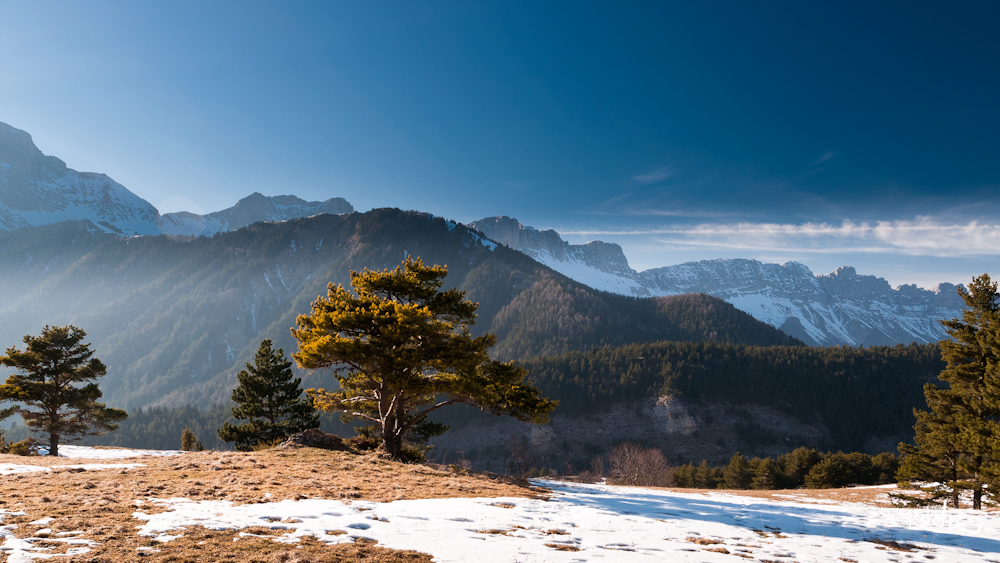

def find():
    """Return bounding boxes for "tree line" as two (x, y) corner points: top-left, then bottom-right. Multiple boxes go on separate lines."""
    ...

(521, 340), (943, 452)
(672, 448), (899, 490)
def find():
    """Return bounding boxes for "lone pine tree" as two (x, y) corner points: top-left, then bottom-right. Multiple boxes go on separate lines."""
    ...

(218, 339), (319, 451)
(292, 256), (556, 461)
(898, 274), (1000, 509)
(0, 325), (127, 456)
(181, 426), (204, 452)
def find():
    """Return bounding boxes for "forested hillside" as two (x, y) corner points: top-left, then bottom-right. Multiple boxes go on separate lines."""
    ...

(0, 209), (791, 410)
(489, 275), (800, 359)
(520, 341), (943, 451)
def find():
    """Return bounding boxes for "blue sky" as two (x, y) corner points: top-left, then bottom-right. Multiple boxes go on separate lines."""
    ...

(1, 1), (997, 288)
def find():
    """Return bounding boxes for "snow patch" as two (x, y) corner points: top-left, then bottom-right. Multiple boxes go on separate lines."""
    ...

(132, 481), (1000, 562)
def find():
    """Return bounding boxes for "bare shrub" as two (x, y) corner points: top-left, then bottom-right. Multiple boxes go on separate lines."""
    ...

(590, 455), (607, 478)
(504, 436), (536, 479)
(609, 442), (671, 486)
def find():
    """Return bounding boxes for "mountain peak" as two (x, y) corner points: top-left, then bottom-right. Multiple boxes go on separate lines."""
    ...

(0, 121), (353, 237)
(467, 215), (634, 282)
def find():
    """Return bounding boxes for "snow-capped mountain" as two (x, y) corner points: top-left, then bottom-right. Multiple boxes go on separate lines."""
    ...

(159, 193), (353, 237)
(0, 122), (162, 235)
(467, 216), (965, 346)
(0, 121), (353, 237)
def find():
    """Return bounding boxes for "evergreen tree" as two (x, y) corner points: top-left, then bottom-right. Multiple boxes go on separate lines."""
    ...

(218, 340), (319, 451)
(181, 427), (203, 452)
(723, 452), (752, 489)
(750, 457), (779, 490)
(293, 257), (557, 460)
(0, 325), (127, 456)
(898, 274), (1000, 509)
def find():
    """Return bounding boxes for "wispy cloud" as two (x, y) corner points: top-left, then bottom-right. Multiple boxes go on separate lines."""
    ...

(564, 217), (1000, 258)
(632, 166), (673, 184)
(809, 151), (836, 166)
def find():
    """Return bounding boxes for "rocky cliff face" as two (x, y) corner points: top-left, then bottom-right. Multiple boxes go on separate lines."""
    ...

(468, 216), (965, 346)
(467, 216), (638, 294)
(0, 122), (353, 237)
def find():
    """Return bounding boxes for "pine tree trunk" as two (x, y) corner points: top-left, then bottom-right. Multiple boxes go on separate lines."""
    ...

(950, 467), (960, 508)
(49, 433), (59, 457)
(378, 410), (403, 460)
(381, 432), (403, 459)
(973, 486), (982, 510)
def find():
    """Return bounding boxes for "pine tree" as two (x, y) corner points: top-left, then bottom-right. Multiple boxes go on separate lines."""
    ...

(218, 340), (319, 451)
(181, 427), (203, 452)
(898, 274), (1000, 509)
(0, 325), (127, 456)
(750, 457), (779, 490)
(723, 452), (752, 489)
(293, 256), (557, 460)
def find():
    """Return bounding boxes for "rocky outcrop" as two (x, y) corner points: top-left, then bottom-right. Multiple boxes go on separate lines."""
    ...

(427, 395), (835, 471)
(279, 428), (353, 451)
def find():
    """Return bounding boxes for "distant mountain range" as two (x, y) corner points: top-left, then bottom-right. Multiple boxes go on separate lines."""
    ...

(0, 119), (966, 357)
(0, 121), (352, 237)
(0, 211), (793, 410)
(468, 216), (965, 346)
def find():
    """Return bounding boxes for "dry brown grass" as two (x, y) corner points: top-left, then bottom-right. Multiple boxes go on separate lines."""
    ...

(655, 485), (930, 508)
(0, 447), (541, 562)
(544, 543), (580, 552)
(686, 537), (723, 545)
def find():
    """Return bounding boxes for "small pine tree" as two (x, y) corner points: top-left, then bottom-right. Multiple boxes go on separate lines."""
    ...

(218, 340), (319, 451)
(723, 452), (752, 489)
(0, 325), (127, 456)
(181, 427), (203, 452)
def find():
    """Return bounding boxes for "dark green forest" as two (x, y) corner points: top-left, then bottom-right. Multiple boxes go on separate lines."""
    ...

(520, 341), (943, 451)
(488, 275), (800, 360)
(672, 448), (900, 489)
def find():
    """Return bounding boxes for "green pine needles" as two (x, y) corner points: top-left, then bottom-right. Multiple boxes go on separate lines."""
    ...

(293, 256), (557, 461)
(0, 325), (127, 457)
(898, 274), (1000, 509)
(218, 339), (319, 451)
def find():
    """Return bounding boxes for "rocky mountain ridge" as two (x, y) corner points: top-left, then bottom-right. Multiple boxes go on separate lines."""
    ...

(468, 216), (965, 346)
(0, 121), (352, 237)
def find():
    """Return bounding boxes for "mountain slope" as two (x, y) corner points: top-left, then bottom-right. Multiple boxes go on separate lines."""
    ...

(0, 121), (353, 237)
(0, 209), (792, 410)
(0, 122), (162, 235)
(468, 216), (964, 346)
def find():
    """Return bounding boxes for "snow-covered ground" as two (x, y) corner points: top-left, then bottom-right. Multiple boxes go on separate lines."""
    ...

(1, 445), (181, 476)
(132, 480), (999, 562)
(0, 508), (96, 563)
(39, 445), (183, 459)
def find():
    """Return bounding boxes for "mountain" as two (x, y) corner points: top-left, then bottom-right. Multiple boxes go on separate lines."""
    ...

(0, 122), (162, 235)
(467, 216), (965, 347)
(0, 121), (353, 237)
(0, 208), (793, 411)
(159, 193), (353, 237)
